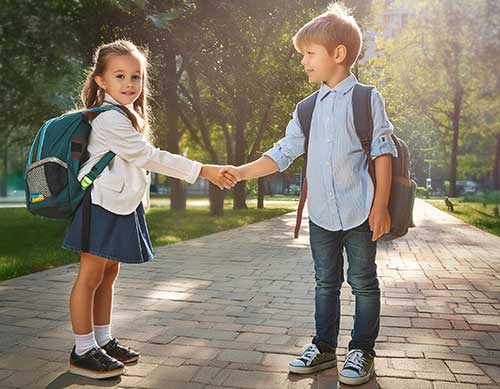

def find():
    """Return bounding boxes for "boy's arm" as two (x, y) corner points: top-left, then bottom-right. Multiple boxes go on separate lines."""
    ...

(368, 88), (398, 241)
(222, 108), (305, 181)
(369, 155), (392, 241)
(226, 156), (279, 181)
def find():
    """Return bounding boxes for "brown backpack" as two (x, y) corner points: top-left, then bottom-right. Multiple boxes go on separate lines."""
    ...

(294, 83), (416, 241)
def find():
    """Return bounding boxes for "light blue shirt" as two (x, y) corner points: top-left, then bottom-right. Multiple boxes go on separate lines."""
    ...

(264, 74), (398, 231)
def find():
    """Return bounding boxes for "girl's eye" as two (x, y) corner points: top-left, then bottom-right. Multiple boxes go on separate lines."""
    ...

(133, 75), (142, 80)
(116, 75), (125, 79)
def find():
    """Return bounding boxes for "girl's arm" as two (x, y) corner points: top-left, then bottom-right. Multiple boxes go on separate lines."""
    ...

(93, 110), (234, 189)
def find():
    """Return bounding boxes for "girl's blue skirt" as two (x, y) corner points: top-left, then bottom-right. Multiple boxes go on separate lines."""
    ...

(62, 201), (154, 264)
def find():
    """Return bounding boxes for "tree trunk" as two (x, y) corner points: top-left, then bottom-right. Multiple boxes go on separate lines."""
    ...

(494, 132), (500, 190)
(1, 143), (7, 197)
(448, 89), (462, 197)
(233, 101), (248, 209)
(163, 35), (186, 210)
(209, 183), (224, 216)
(257, 177), (265, 209)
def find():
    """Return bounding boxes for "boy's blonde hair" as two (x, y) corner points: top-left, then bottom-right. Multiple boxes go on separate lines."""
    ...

(293, 2), (362, 67)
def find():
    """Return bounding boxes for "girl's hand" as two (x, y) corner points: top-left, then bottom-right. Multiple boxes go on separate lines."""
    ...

(368, 205), (391, 241)
(199, 165), (238, 190)
(219, 166), (243, 182)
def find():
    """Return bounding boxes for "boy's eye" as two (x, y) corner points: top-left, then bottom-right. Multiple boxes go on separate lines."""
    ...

(116, 74), (125, 79)
(133, 75), (141, 80)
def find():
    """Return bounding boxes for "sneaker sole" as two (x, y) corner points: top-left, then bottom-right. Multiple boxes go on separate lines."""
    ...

(288, 359), (337, 374)
(68, 364), (125, 379)
(122, 355), (139, 364)
(339, 366), (374, 385)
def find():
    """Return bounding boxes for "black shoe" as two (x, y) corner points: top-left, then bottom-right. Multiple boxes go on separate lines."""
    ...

(339, 349), (375, 385)
(101, 338), (140, 364)
(69, 346), (124, 379)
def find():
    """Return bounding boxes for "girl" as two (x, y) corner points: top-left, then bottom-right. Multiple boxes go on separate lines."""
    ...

(63, 40), (235, 379)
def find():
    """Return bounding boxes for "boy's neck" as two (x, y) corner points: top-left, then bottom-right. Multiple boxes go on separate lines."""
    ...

(324, 67), (352, 89)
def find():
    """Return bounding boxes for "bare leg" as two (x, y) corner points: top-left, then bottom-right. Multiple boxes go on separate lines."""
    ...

(93, 260), (120, 326)
(69, 252), (107, 334)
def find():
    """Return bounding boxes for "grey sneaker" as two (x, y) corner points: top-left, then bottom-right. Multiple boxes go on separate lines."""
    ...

(289, 343), (337, 374)
(339, 349), (375, 385)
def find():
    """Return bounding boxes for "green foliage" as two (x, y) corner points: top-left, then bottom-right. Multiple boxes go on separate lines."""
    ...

(426, 198), (500, 237)
(367, 0), (500, 187)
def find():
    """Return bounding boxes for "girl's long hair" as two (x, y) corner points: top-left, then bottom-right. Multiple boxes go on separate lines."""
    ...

(81, 40), (153, 139)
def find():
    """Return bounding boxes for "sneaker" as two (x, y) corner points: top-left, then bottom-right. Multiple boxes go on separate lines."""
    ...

(101, 338), (140, 364)
(339, 349), (375, 385)
(289, 343), (337, 374)
(69, 346), (125, 379)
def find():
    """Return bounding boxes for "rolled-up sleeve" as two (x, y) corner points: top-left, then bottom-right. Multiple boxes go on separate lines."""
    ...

(370, 89), (398, 160)
(263, 108), (306, 172)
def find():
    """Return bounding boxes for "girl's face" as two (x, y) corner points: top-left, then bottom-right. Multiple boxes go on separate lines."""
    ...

(95, 54), (143, 106)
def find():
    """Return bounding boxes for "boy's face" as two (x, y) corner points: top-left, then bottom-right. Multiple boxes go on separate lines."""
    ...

(95, 54), (143, 106)
(300, 43), (342, 84)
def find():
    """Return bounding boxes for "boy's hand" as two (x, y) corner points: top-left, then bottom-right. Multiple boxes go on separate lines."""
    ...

(199, 165), (238, 190)
(219, 166), (244, 182)
(368, 205), (391, 241)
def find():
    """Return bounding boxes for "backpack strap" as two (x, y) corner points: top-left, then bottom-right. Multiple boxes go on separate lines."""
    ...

(294, 91), (319, 238)
(79, 105), (126, 190)
(80, 105), (124, 253)
(352, 84), (376, 183)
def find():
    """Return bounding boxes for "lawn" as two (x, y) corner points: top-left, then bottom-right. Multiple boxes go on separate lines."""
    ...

(425, 198), (500, 237)
(0, 200), (296, 281)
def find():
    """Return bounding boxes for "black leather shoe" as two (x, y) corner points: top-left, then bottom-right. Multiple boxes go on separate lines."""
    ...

(102, 338), (140, 364)
(69, 346), (124, 379)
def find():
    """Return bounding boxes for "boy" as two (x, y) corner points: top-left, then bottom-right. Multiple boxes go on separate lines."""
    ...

(222, 3), (397, 386)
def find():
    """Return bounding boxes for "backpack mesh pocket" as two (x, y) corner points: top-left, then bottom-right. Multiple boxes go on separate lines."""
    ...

(26, 157), (68, 202)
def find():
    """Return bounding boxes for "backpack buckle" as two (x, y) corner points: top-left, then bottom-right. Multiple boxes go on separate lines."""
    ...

(80, 175), (93, 190)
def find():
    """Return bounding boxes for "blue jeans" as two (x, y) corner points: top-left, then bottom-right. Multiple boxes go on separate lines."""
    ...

(309, 219), (380, 354)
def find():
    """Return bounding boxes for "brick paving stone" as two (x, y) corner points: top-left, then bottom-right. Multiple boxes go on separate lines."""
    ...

(433, 383), (478, 389)
(221, 370), (289, 388)
(456, 374), (494, 384)
(445, 361), (485, 375)
(216, 350), (264, 364)
(376, 377), (433, 389)
(391, 358), (449, 372)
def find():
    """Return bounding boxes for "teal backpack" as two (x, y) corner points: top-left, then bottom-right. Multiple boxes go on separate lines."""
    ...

(24, 105), (126, 219)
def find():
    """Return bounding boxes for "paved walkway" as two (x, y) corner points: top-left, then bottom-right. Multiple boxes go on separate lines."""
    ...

(0, 199), (499, 389)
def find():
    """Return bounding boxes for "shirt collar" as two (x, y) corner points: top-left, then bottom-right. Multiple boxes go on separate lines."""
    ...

(103, 93), (135, 111)
(319, 73), (358, 101)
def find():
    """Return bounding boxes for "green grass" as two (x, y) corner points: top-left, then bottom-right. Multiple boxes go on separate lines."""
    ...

(0, 202), (295, 281)
(425, 198), (500, 237)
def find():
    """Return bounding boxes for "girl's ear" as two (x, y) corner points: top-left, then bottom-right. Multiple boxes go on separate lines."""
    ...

(334, 45), (348, 64)
(94, 75), (105, 89)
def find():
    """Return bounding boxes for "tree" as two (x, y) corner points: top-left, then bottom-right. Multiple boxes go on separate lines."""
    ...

(371, 0), (489, 196)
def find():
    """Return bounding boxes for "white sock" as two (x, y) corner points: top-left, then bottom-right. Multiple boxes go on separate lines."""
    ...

(94, 324), (113, 347)
(74, 332), (98, 356)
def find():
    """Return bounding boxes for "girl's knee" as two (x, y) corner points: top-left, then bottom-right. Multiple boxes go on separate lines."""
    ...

(102, 261), (120, 284)
(76, 272), (105, 290)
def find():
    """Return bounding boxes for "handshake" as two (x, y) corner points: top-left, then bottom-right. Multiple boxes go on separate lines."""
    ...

(199, 164), (243, 190)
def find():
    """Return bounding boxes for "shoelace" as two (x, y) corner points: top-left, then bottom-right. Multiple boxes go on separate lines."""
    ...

(299, 344), (320, 365)
(344, 349), (366, 372)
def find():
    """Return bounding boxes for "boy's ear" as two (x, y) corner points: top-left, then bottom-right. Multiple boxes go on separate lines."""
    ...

(334, 45), (348, 64)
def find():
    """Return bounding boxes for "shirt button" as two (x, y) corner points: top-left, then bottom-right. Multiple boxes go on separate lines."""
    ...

(329, 192), (333, 196)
